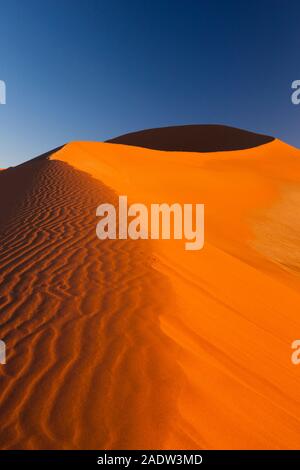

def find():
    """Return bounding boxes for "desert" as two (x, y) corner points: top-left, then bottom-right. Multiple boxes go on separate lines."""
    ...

(0, 125), (300, 449)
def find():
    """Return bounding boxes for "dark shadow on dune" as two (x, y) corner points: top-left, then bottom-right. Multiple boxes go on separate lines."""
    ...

(0, 149), (182, 449)
(106, 124), (274, 152)
(0, 146), (64, 228)
(16, 145), (65, 166)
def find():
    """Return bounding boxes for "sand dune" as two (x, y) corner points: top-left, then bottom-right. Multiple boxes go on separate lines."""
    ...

(0, 126), (300, 449)
(107, 124), (274, 152)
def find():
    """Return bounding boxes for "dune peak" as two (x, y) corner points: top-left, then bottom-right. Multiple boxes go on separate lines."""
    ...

(106, 124), (274, 153)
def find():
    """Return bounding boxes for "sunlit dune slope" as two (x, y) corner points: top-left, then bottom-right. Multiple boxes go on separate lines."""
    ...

(0, 125), (300, 449)
(54, 131), (300, 449)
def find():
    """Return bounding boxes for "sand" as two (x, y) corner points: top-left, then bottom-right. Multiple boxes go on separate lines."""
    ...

(0, 130), (300, 449)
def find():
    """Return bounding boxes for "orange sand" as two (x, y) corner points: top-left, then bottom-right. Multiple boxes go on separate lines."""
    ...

(54, 139), (300, 449)
(0, 138), (299, 449)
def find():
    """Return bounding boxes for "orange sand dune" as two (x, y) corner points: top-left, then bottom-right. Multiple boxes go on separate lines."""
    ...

(0, 129), (300, 449)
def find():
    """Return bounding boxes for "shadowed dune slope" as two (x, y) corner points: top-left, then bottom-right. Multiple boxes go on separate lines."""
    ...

(0, 155), (182, 449)
(106, 124), (274, 152)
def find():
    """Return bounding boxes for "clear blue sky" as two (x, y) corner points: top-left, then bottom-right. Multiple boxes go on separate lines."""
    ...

(0, 0), (299, 167)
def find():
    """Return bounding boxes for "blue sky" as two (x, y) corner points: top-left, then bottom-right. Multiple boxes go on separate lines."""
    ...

(0, 0), (300, 167)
